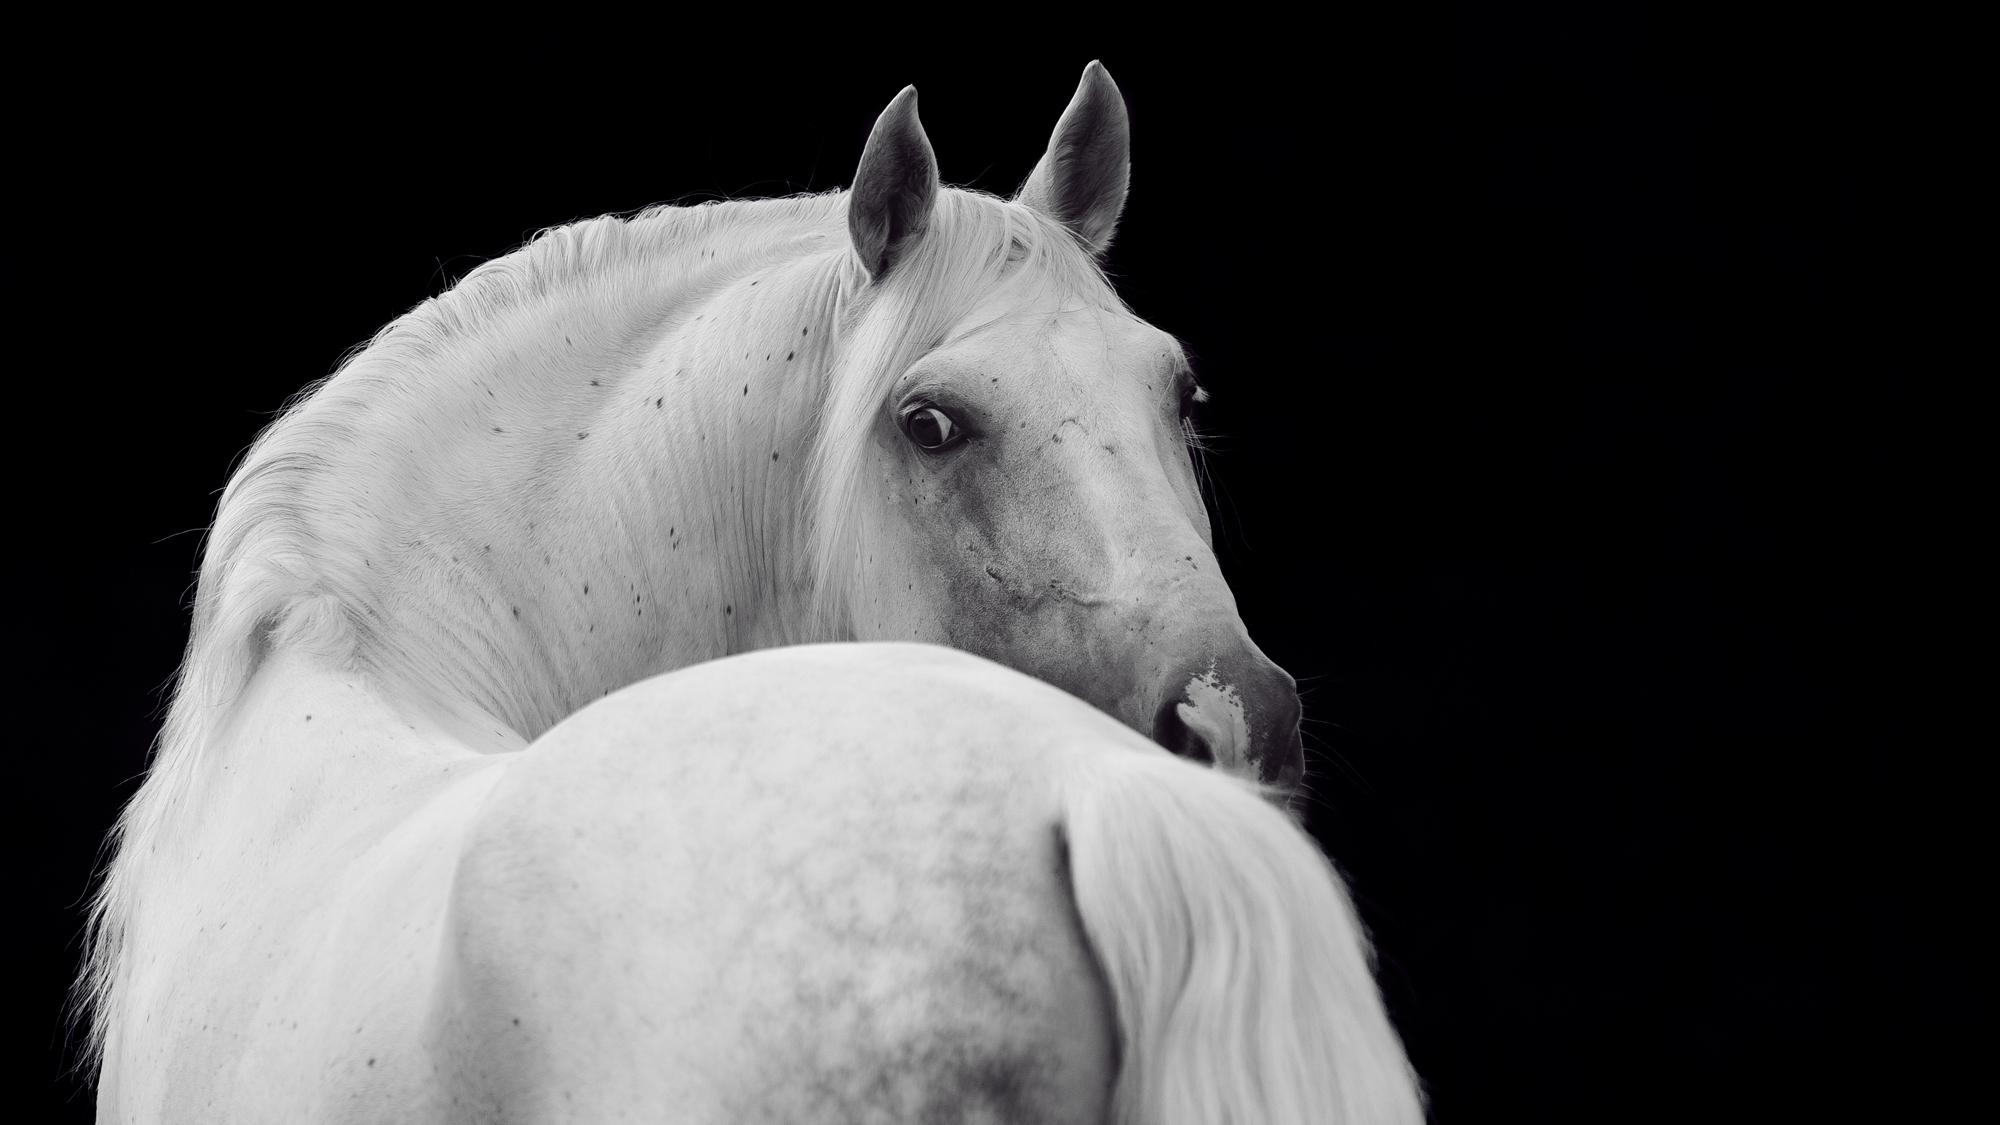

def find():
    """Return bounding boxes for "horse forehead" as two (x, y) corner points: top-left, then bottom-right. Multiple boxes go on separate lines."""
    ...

(1054, 309), (1179, 372)
(944, 307), (1179, 386)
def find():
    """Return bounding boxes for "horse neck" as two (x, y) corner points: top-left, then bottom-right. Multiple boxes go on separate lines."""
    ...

(281, 204), (851, 740)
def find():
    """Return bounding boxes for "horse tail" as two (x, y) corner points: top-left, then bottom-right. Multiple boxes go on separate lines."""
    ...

(1062, 750), (1424, 1125)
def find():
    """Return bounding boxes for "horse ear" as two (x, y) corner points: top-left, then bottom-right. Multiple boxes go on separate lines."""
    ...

(1015, 61), (1131, 256)
(848, 86), (940, 282)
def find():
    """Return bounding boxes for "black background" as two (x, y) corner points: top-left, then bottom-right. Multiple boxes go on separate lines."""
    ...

(17, 8), (1967, 1122)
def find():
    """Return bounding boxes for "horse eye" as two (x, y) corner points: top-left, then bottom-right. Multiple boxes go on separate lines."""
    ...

(904, 406), (959, 450)
(1179, 383), (1210, 418)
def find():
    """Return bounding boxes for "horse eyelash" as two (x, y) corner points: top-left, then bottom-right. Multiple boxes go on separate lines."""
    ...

(1181, 416), (1218, 455)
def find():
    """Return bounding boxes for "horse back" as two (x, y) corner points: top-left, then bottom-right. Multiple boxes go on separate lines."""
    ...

(423, 644), (1123, 1124)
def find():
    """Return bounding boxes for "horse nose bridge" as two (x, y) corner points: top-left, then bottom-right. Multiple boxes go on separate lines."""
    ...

(1067, 449), (1216, 587)
(1061, 456), (1238, 660)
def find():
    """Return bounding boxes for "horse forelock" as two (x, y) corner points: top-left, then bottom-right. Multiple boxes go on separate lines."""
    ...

(804, 189), (1125, 637)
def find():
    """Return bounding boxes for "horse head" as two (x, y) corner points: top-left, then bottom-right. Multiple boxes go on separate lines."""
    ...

(814, 64), (1305, 790)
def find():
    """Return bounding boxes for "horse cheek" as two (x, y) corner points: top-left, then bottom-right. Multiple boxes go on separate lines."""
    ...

(922, 470), (1136, 723)
(903, 467), (1024, 659)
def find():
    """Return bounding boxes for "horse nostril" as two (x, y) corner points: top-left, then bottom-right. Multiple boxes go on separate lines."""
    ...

(1149, 654), (1304, 789)
(1151, 697), (1214, 765)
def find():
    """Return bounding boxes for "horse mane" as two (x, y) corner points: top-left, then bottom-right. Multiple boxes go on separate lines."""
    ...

(74, 185), (1127, 1074)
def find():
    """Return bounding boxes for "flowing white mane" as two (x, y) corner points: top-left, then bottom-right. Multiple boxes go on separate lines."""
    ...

(77, 185), (1126, 1069)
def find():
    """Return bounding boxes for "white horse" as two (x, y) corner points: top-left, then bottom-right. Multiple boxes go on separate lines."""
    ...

(81, 63), (1423, 1121)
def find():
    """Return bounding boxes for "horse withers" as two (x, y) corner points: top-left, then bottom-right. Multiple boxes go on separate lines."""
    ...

(81, 62), (1419, 1120)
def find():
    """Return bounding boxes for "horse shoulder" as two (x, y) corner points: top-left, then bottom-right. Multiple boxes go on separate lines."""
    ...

(108, 649), (516, 1122)
(425, 644), (1119, 1124)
